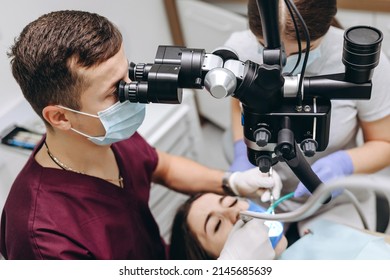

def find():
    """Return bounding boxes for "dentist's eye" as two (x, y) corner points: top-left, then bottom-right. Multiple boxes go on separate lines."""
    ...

(107, 88), (119, 101)
(112, 88), (119, 97)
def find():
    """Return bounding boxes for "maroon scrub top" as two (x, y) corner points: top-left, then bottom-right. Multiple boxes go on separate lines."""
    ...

(0, 132), (167, 259)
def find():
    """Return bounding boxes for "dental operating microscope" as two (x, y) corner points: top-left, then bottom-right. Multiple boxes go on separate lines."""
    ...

(117, 0), (383, 203)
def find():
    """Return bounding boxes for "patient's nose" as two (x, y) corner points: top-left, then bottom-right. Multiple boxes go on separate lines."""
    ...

(224, 207), (241, 223)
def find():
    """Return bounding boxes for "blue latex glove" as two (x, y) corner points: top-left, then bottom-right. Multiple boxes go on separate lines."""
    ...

(294, 150), (354, 198)
(229, 139), (256, 172)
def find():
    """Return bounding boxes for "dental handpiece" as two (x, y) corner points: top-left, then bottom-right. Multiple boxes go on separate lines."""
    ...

(268, 167), (275, 214)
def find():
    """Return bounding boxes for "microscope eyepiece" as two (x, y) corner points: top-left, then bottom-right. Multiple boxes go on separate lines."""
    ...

(342, 26), (383, 83)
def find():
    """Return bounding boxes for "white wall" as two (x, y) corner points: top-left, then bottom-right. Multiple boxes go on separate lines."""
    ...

(0, 0), (173, 130)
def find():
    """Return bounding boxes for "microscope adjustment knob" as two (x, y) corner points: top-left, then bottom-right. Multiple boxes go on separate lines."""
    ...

(254, 128), (271, 147)
(135, 63), (147, 81)
(301, 139), (318, 157)
(204, 68), (237, 99)
(257, 155), (272, 173)
(279, 144), (292, 155)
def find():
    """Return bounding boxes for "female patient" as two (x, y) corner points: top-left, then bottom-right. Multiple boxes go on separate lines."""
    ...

(169, 193), (288, 260)
(169, 193), (390, 260)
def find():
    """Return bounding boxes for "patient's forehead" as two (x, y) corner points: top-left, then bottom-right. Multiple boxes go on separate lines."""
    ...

(188, 194), (221, 218)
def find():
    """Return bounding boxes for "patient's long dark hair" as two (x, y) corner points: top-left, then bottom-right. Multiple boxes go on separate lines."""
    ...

(169, 193), (214, 260)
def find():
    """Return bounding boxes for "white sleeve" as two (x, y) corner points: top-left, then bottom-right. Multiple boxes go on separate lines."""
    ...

(223, 30), (264, 64)
(356, 52), (390, 122)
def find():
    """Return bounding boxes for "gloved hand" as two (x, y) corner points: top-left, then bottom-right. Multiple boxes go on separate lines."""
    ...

(294, 150), (354, 198)
(218, 219), (275, 260)
(229, 167), (283, 202)
(229, 139), (255, 172)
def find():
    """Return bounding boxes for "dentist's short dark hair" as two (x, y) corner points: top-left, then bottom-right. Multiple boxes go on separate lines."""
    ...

(8, 10), (123, 125)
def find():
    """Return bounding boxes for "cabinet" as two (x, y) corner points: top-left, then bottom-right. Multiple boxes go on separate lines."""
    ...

(0, 89), (203, 243)
(338, 0), (390, 13)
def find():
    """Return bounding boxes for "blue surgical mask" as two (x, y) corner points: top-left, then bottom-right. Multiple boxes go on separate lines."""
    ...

(257, 41), (265, 55)
(247, 200), (284, 249)
(58, 101), (145, 145)
(283, 47), (321, 75)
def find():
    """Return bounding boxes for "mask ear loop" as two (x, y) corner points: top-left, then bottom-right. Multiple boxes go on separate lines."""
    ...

(56, 105), (103, 139)
(56, 105), (100, 118)
(69, 127), (101, 139)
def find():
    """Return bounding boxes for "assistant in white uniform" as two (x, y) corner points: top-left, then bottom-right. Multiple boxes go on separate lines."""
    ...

(224, 0), (390, 235)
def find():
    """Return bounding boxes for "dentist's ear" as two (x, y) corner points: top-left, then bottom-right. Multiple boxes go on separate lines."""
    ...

(42, 105), (71, 130)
